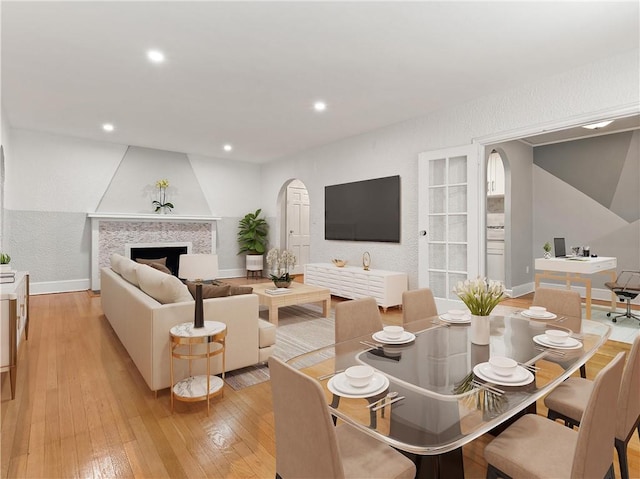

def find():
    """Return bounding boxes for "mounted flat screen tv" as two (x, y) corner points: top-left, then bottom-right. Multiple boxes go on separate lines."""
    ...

(325, 175), (400, 243)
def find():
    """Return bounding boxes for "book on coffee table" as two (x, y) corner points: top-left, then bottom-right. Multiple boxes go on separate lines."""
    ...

(265, 288), (292, 295)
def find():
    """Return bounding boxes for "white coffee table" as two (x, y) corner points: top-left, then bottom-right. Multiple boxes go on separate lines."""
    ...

(248, 281), (331, 326)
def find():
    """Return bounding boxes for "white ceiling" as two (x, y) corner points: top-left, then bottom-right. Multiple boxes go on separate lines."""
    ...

(2, 1), (639, 163)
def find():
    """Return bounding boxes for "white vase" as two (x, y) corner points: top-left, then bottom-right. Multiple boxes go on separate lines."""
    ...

(470, 315), (491, 345)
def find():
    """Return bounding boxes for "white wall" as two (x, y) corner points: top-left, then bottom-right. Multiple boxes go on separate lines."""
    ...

(3, 49), (639, 293)
(260, 50), (640, 290)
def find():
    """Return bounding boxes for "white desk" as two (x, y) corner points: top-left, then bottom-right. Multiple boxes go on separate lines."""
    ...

(534, 256), (617, 318)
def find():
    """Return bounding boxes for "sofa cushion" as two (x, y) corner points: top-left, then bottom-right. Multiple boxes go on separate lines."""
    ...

(186, 281), (230, 299)
(110, 253), (126, 275)
(258, 319), (276, 348)
(230, 285), (253, 296)
(137, 264), (193, 304)
(120, 257), (140, 287)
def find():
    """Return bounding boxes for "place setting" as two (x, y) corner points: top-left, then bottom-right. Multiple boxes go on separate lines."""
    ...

(533, 329), (583, 351)
(326, 365), (391, 399)
(438, 308), (472, 324)
(472, 356), (535, 387)
(371, 325), (416, 345)
(520, 306), (557, 320)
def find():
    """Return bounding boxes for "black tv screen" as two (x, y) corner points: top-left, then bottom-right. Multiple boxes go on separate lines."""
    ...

(325, 175), (400, 243)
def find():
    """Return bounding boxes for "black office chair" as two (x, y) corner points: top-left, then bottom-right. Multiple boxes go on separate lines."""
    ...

(605, 271), (640, 323)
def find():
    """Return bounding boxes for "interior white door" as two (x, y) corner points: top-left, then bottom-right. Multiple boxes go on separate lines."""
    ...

(286, 183), (310, 275)
(418, 144), (481, 311)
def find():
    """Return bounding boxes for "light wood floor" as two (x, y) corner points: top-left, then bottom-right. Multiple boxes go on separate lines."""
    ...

(1, 279), (638, 478)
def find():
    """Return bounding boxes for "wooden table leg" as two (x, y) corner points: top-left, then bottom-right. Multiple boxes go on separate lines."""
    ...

(585, 277), (592, 319)
(269, 305), (279, 326)
(322, 297), (330, 318)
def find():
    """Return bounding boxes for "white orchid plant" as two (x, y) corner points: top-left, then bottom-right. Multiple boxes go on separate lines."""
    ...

(152, 179), (174, 212)
(453, 277), (506, 316)
(266, 248), (296, 282)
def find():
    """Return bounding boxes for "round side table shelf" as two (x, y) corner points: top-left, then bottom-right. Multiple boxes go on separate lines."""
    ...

(169, 321), (227, 415)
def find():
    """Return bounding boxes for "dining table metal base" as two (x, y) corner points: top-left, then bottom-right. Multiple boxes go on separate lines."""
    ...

(402, 448), (464, 479)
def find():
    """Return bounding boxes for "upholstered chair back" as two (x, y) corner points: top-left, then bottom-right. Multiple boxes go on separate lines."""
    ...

(571, 352), (625, 478)
(334, 297), (383, 343)
(532, 287), (582, 332)
(269, 356), (345, 478)
(402, 288), (438, 324)
(616, 334), (640, 441)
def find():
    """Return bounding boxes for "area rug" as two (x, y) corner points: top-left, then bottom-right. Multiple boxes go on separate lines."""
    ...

(223, 304), (335, 390)
(586, 305), (639, 344)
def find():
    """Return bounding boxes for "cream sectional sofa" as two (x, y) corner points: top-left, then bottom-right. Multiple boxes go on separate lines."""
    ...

(101, 254), (276, 392)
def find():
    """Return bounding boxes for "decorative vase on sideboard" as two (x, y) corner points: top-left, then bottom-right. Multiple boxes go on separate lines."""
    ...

(469, 315), (490, 345)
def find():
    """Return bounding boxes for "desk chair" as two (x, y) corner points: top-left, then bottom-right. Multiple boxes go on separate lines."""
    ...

(605, 271), (640, 324)
(269, 357), (416, 479)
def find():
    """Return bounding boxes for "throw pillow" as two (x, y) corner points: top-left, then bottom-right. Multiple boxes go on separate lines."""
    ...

(186, 281), (231, 299)
(229, 285), (253, 296)
(136, 257), (167, 266)
(137, 264), (193, 304)
(138, 261), (171, 275)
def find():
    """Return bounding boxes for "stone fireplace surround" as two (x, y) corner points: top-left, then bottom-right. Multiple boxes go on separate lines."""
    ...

(89, 213), (220, 291)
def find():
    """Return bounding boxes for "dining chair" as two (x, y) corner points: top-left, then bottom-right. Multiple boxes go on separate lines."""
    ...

(268, 356), (416, 479)
(532, 287), (586, 378)
(544, 334), (640, 479)
(484, 351), (625, 479)
(334, 297), (383, 343)
(402, 288), (438, 324)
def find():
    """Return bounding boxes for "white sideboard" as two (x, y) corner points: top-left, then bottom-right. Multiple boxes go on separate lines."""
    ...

(1, 271), (29, 399)
(304, 263), (407, 310)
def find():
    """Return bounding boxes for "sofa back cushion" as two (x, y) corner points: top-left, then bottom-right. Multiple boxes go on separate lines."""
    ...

(137, 264), (193, 304)
(110, 253), (126, 275)
(120, 257), (140, 287)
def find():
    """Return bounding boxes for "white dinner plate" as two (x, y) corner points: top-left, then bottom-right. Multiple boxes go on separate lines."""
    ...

(372, 331), (416, 344)
(473, 363), (535, 386)
(327, 372), (390, 398)
(439, 313), (471, 324)
(533, 334), (583, 350)
(521, 310), (558, 320)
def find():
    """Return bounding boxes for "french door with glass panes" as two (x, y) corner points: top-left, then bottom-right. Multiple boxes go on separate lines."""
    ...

(418, 145), (481, 311)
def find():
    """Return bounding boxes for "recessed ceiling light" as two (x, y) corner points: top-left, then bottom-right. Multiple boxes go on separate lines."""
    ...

(582, 120), (613, 130)
(313, 101), (327, 112)
(102, 123), (114, 132)
(223, 144), (233, 152)
(147, 50), (165, 63)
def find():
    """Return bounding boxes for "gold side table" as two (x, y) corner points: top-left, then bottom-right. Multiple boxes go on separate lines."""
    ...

(169, 321), (226, 415)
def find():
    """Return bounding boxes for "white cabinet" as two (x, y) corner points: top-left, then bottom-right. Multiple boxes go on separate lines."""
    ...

(486, 241), (505, 283)
(487, 152), (505, 196)
(304, 263), (407, 310)
(1, 271), (29, 399)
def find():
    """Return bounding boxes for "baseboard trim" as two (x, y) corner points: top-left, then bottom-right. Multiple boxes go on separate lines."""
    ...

(31, 279), (91, 295)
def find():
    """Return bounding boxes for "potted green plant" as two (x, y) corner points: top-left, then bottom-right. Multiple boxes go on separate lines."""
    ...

(0, 252), (11, 272)
(543, 242), (552, 259)
(238, 209), (269, 275)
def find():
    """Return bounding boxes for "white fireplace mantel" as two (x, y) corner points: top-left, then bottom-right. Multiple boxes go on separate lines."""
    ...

(89, 212), (221, 290)
(88, 213), (221, 222)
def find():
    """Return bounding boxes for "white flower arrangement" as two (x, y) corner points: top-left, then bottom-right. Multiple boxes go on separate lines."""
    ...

(453, 277), (506, 316)
(266, 248), (296, 281)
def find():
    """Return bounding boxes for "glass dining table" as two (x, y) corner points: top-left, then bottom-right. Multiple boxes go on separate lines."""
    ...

(286, 305), (612, 479)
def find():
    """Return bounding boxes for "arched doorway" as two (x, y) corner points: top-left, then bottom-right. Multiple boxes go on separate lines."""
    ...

(486, 149), (506, 283)
(276, 179), (310, 275)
